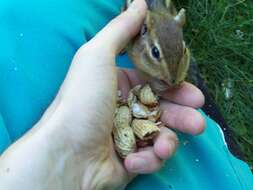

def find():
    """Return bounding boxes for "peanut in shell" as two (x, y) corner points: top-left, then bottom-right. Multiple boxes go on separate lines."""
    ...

(113, 125), (136, 158)
(114, 106), (132, 127)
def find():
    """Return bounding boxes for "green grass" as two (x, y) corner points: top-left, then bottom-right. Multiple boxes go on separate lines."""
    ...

(175, 0), (253, 170)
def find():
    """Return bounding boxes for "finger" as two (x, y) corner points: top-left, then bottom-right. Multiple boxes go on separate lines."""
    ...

(121, 70), (204, 109)
(93, 0), (147, 54)
(122, 69), (146, 87)
(160, 101), (205, 135)
(161, 82), (205, 108)
(153, 127), (178, 160)
(117, 69), (131, 100)
(124, 147), (163, 174)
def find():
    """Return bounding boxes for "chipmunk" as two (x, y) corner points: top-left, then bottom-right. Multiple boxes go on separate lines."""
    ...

(126, 0), (190, 92)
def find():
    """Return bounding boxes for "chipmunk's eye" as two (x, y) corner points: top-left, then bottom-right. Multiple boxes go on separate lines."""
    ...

(141, 24), (147, 35)
(151, 46), (160, 59)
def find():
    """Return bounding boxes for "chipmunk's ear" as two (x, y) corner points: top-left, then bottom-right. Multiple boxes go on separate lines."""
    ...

(144, 11), (151, 24)
(174, 8), (186, 27)
(175, 46), (190, 85)
(145, 11), (152, 26)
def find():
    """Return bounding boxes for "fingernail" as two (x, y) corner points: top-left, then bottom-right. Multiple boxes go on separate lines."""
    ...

(170, 140), (177, 155)
(129, 157), (147, 172)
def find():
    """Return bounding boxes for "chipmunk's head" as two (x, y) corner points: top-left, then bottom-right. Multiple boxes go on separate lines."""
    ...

(128, 8), (190, 90)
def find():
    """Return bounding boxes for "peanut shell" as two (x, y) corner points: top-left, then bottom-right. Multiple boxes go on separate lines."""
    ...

(131, 102), (150, 119)
(127, 91), (137, 108)
(139, 84), (158, 106)
(113, 125), (136, 158)
(148, 108), (162, 122)
(131, 85), (142, 96)
(114, 106), (132, 127)
(132, 119), (160, 140)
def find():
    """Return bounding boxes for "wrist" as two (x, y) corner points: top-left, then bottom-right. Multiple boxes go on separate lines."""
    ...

(0, 96), (128, 190)
(0, 109), (84, 190)
(39, 107), (126, 190)
(43, 94), (130, 189)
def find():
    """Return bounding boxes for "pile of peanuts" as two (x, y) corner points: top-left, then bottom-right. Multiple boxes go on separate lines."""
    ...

(113, 84), (163, 158)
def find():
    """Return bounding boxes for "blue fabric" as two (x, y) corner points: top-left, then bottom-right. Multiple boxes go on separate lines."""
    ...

(0, 0), (252, 189)
(128, 111), (253, 189)
(0, 0), (123, 141)
(0, 114), (11, 152)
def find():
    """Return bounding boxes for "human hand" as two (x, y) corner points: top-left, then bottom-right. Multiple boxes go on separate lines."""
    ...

(0, 0), (205, 189)
(117, 70), (205, 173)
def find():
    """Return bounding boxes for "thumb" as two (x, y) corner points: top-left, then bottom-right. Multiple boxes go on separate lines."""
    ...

(92, 0), (147, 54)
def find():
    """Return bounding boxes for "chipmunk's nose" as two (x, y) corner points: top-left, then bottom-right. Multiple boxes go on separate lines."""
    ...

(171, 78), (176, 85)
(163, 74), (183, 87)
(162, 78), (177, 87)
